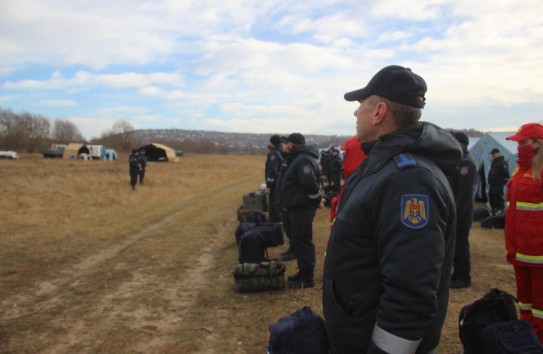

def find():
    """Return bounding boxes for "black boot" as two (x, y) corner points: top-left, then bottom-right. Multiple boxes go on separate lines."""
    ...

(280, 246), (297, 261)
(287, 270), (302, 282)
(288, 269), (314, 289)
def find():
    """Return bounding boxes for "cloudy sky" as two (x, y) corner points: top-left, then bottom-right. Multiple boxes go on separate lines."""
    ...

(1, 0), (542, 140)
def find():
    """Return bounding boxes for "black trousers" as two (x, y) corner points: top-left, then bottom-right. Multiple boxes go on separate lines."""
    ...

(453, 226), (471, 280)
(286, 207), (317, 273)
(488, 184), (505, 211)
(268, 188), (282, 222)
(138, 168), (145, 184)
(130, 170), (138, 187)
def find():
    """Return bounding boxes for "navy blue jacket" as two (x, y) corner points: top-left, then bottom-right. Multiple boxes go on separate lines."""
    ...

(323, 122), (462, 354)
(265, 146), (284, 190)
(448, 150), (477, 229)
(280, 145), (321, 210)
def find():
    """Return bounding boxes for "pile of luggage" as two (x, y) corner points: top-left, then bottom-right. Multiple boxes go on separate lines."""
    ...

(232, 188), (287, 293)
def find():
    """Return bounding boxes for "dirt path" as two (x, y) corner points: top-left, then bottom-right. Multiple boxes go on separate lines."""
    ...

(0, 180), (246, 353)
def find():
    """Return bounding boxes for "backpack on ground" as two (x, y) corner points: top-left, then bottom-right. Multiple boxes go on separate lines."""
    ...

(238, 229), (268, 264)
(232, 260), (286, 292)
(473, 207), (491, 222)
(267, 306), (330, 354)
(482, 319), (543, 353)
(235, 222), (284, 247)
(481, 214), (506, 229)
(237, 206), (267, 223)
(459, 288), (518, 354)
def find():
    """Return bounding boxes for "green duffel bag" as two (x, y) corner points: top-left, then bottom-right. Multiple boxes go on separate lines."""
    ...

(233, 261), (286, 292)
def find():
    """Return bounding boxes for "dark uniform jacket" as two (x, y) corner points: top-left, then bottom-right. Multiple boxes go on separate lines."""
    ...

(448, 150), (477, 229)
(129, 154), (140, 173)
(280, 145), (321, 210)
(138, 154), (147, 170)
(265, 146), (284, 190)
(488, 156), (510, 186)
(323, 122), (462, 354)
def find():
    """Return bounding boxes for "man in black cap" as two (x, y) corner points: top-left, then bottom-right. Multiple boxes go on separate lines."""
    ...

(279, 132), (322, 288)
(449, 131), (477, 289)
(138, 148), (147, 185)
(488, 147), (510, 214)
(129, 149), (141, 191)
(323, 65), (462, 353)
(265, 134), (284, 222)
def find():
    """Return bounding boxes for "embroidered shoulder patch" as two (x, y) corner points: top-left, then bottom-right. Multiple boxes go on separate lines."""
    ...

(393, 153), (417, 170)
(303, 165), (311, 174)
(401, 195), (429, 229)
(460, 166), (469, 175)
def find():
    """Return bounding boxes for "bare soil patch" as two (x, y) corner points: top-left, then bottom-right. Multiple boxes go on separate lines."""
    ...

(0, 154), (514, 353)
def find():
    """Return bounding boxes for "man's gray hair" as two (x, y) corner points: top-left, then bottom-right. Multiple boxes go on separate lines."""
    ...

(369, 95), (422, 127)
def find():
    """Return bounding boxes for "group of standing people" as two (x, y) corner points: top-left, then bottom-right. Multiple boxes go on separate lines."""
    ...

(248, 62), (543, 350)
(265, 133), (323, 289)
(129, 149), (147, 190)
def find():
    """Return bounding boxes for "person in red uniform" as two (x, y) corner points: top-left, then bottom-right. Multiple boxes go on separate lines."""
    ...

(505, 122), (543, 342)
(342, 135), (366, 179)
(330, 136), (367, 223)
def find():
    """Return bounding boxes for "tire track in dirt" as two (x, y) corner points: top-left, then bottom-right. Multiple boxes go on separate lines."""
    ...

(1, 174), (255, 353)
(43, 218), (232, 354)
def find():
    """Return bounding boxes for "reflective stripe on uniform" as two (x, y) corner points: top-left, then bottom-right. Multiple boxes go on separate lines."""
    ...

(516, 201), (543, 211)
(308, 192), (321, 199)
(516, 253), (543, 264)
(518, 301), (532, 312)
(372, 325), (421, 354)
(267, 177), (275, 183)
(533, 308), (543, 319)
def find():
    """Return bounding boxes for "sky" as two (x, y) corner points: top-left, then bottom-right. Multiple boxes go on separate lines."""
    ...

(1, 0), (542, 140)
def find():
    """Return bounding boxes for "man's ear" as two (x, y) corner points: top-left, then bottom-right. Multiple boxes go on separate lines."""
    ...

(372, 101), (387, 125)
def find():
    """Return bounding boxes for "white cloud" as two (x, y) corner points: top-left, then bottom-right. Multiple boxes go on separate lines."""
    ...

(39, 99), (76, 107)
(1, 0), (543, 138)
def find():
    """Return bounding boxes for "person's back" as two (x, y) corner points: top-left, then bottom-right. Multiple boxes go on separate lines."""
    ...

(488, 148), (510, 212)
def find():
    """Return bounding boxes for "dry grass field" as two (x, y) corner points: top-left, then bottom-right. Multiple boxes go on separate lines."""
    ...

(0, 153), (515, 353)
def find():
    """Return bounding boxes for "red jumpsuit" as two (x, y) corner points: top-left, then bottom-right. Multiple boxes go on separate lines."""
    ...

(505, 163), (543, 342)
(330, 136), (366, 222)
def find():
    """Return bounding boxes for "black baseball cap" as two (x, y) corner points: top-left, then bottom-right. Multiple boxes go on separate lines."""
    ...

(287, 133), (305, 144)
(344, 65), (427, 108)
(269, 134), (281, 145)
(452, 131), (469, 146)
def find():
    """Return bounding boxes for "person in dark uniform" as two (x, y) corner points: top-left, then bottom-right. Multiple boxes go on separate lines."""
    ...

(275, 137), (297, 261)
(138, 148), (147, 185)
(265, 134), (284, 222)
(323, 65), (462, 353)
(280, 132), (323, 289)
(449, 131), (477, 289)
(328, 147), (343, 195)
(320, 149), (331, 190)
(129, 150), (141, 191)
(488, 148), (510, 214)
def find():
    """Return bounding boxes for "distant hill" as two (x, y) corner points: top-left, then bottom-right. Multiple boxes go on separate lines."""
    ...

(133, 127), (485, 154)
(132, 129), (352, 154)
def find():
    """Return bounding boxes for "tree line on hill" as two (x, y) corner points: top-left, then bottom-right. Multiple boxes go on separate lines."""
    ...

(0, 108), (484, 154)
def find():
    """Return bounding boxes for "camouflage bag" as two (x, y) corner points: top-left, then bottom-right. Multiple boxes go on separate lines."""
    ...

(233, 261), (286, 293)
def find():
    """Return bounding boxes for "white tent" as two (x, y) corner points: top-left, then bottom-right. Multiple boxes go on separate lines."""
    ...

(468, 132), (517, 202)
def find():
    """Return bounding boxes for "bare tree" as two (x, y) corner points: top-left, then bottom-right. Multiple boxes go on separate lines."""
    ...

(52, 119), (84, 144)
(98, 120), (137, 152)
(0, 109), (51, 152)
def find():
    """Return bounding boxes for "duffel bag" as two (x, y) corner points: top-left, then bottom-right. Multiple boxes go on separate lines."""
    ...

(233, 261), (286, 293)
